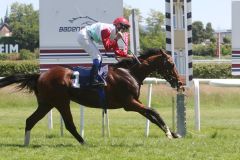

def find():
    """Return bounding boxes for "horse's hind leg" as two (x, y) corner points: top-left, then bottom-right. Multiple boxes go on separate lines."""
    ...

(57, 105), (85, 144)
(24, 103), (52, 146)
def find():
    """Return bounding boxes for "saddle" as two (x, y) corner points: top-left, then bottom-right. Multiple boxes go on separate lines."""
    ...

(72, 65), (108, 88)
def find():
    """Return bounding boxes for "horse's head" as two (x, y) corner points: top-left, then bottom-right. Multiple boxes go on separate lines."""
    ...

(140, 49), (184, 91)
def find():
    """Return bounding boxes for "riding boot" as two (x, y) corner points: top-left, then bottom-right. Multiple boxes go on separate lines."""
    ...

(90, 65), (105, 86)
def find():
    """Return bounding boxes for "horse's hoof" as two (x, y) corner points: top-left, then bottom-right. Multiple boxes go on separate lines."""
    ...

(167, 135), (173, 139)
(171, 132), (182, 138)
(165, 127), (173, 139)
(166, 132), (173, 139)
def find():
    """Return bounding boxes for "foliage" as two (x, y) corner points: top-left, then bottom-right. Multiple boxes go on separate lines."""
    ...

(0, 53), (19, 60)
(192, 44), (231, 57)
(193, 63), (232, 78)
(0, 36), (17, 44)
(205, 23), (214, 40)
(193, 44), (216, 56)
(223, 36), (231, 44)
(145, 10), (164, 32)
(124, 7), (166, 50)
(124, 6), (166, 51)
(140, 10), (166, 50)
(140, 33), (166, 50)
(0, 49), (39, 61)
(34, 48), (40, 59)
(221, 44), (231, 56)
(19, 49), (36, 60)
(0, 53), (8, 60)
(0, 48), (39, 60)
(192, 21), (215, 44)
(123, 6), (143, 23)
(0, 60), (39, 76)
(8, 2), (39, 51)
(192, 21), (205, 44)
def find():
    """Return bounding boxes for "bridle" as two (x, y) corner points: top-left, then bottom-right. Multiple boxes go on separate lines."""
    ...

(157, 54), (181, 88)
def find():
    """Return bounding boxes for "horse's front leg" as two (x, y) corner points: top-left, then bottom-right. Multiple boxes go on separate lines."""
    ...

(145, 107), (181, 139)
(124, 98), (179, 139)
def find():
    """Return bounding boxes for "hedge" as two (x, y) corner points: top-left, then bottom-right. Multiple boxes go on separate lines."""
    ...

(193, 63), (232, 78)
(0, 60), (39, 77)
(0, 60), (234, 78)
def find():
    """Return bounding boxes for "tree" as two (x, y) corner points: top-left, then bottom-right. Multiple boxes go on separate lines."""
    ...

(123, 6), (142, 22)
(205, 23), (214, 41)
(223, 36), (231, 44)
(123, 7), (166, 51)
(9, 2), (39, 51)
(140, 9), (165, 50)
(192, 21), (205, 44)
(145, 10), (164, 33)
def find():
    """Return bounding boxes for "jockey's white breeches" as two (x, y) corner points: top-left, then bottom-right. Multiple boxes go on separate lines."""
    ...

(77, 28), (102, 62)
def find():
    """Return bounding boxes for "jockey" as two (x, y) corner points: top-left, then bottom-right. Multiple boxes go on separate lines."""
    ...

(77, 17), (133, 86)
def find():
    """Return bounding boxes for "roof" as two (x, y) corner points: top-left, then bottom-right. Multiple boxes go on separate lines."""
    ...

(0, 23), (12, 32)
(214, 29), (232, 33)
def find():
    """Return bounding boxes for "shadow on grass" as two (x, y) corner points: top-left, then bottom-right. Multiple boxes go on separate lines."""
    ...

(0, 143), (36, 148)
(0, 143), (80, 148)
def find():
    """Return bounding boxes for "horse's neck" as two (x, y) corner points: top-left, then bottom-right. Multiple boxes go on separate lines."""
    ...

(112, 56), (158, 84)
(130, 59), (157, 84)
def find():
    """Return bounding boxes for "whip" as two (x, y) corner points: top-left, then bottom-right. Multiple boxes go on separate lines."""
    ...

(119, 33), (141, 65)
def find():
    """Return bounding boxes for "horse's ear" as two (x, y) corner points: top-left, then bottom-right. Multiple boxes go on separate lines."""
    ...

(161, 49), (172, 58)
(159, 49), (167, 57)
(161, 49), (167, 54)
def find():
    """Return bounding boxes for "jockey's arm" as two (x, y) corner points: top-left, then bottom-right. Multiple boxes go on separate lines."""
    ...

(101, 29), (129, 57)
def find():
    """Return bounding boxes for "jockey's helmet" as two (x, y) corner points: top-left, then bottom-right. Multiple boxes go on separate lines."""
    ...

(113, 17), (130, 32)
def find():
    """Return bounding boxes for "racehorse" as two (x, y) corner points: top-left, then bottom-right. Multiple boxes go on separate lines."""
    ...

(0, 48), (184, 146)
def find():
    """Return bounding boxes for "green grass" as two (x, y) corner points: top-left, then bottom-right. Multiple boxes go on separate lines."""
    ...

(0, 84), (240, 160)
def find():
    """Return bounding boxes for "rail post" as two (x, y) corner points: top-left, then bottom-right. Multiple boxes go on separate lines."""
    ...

(176, 89), (186, 137)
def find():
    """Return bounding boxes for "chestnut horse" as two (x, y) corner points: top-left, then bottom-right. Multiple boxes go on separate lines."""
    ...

(0, 48), (184, 145)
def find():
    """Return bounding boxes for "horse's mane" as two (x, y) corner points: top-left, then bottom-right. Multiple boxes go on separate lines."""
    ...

(111, 58), (136, 68)
(112, 48), (165, 69)
(138, 48), (164, 59)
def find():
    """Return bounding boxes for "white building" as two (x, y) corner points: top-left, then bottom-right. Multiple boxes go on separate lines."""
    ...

(213, 30), (231, 44)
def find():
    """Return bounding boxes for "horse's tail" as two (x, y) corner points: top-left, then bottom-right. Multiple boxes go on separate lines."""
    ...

(0, 73), (40, 93)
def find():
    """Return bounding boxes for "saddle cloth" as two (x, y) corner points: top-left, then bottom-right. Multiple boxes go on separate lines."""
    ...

(72, 65), (108, 88)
